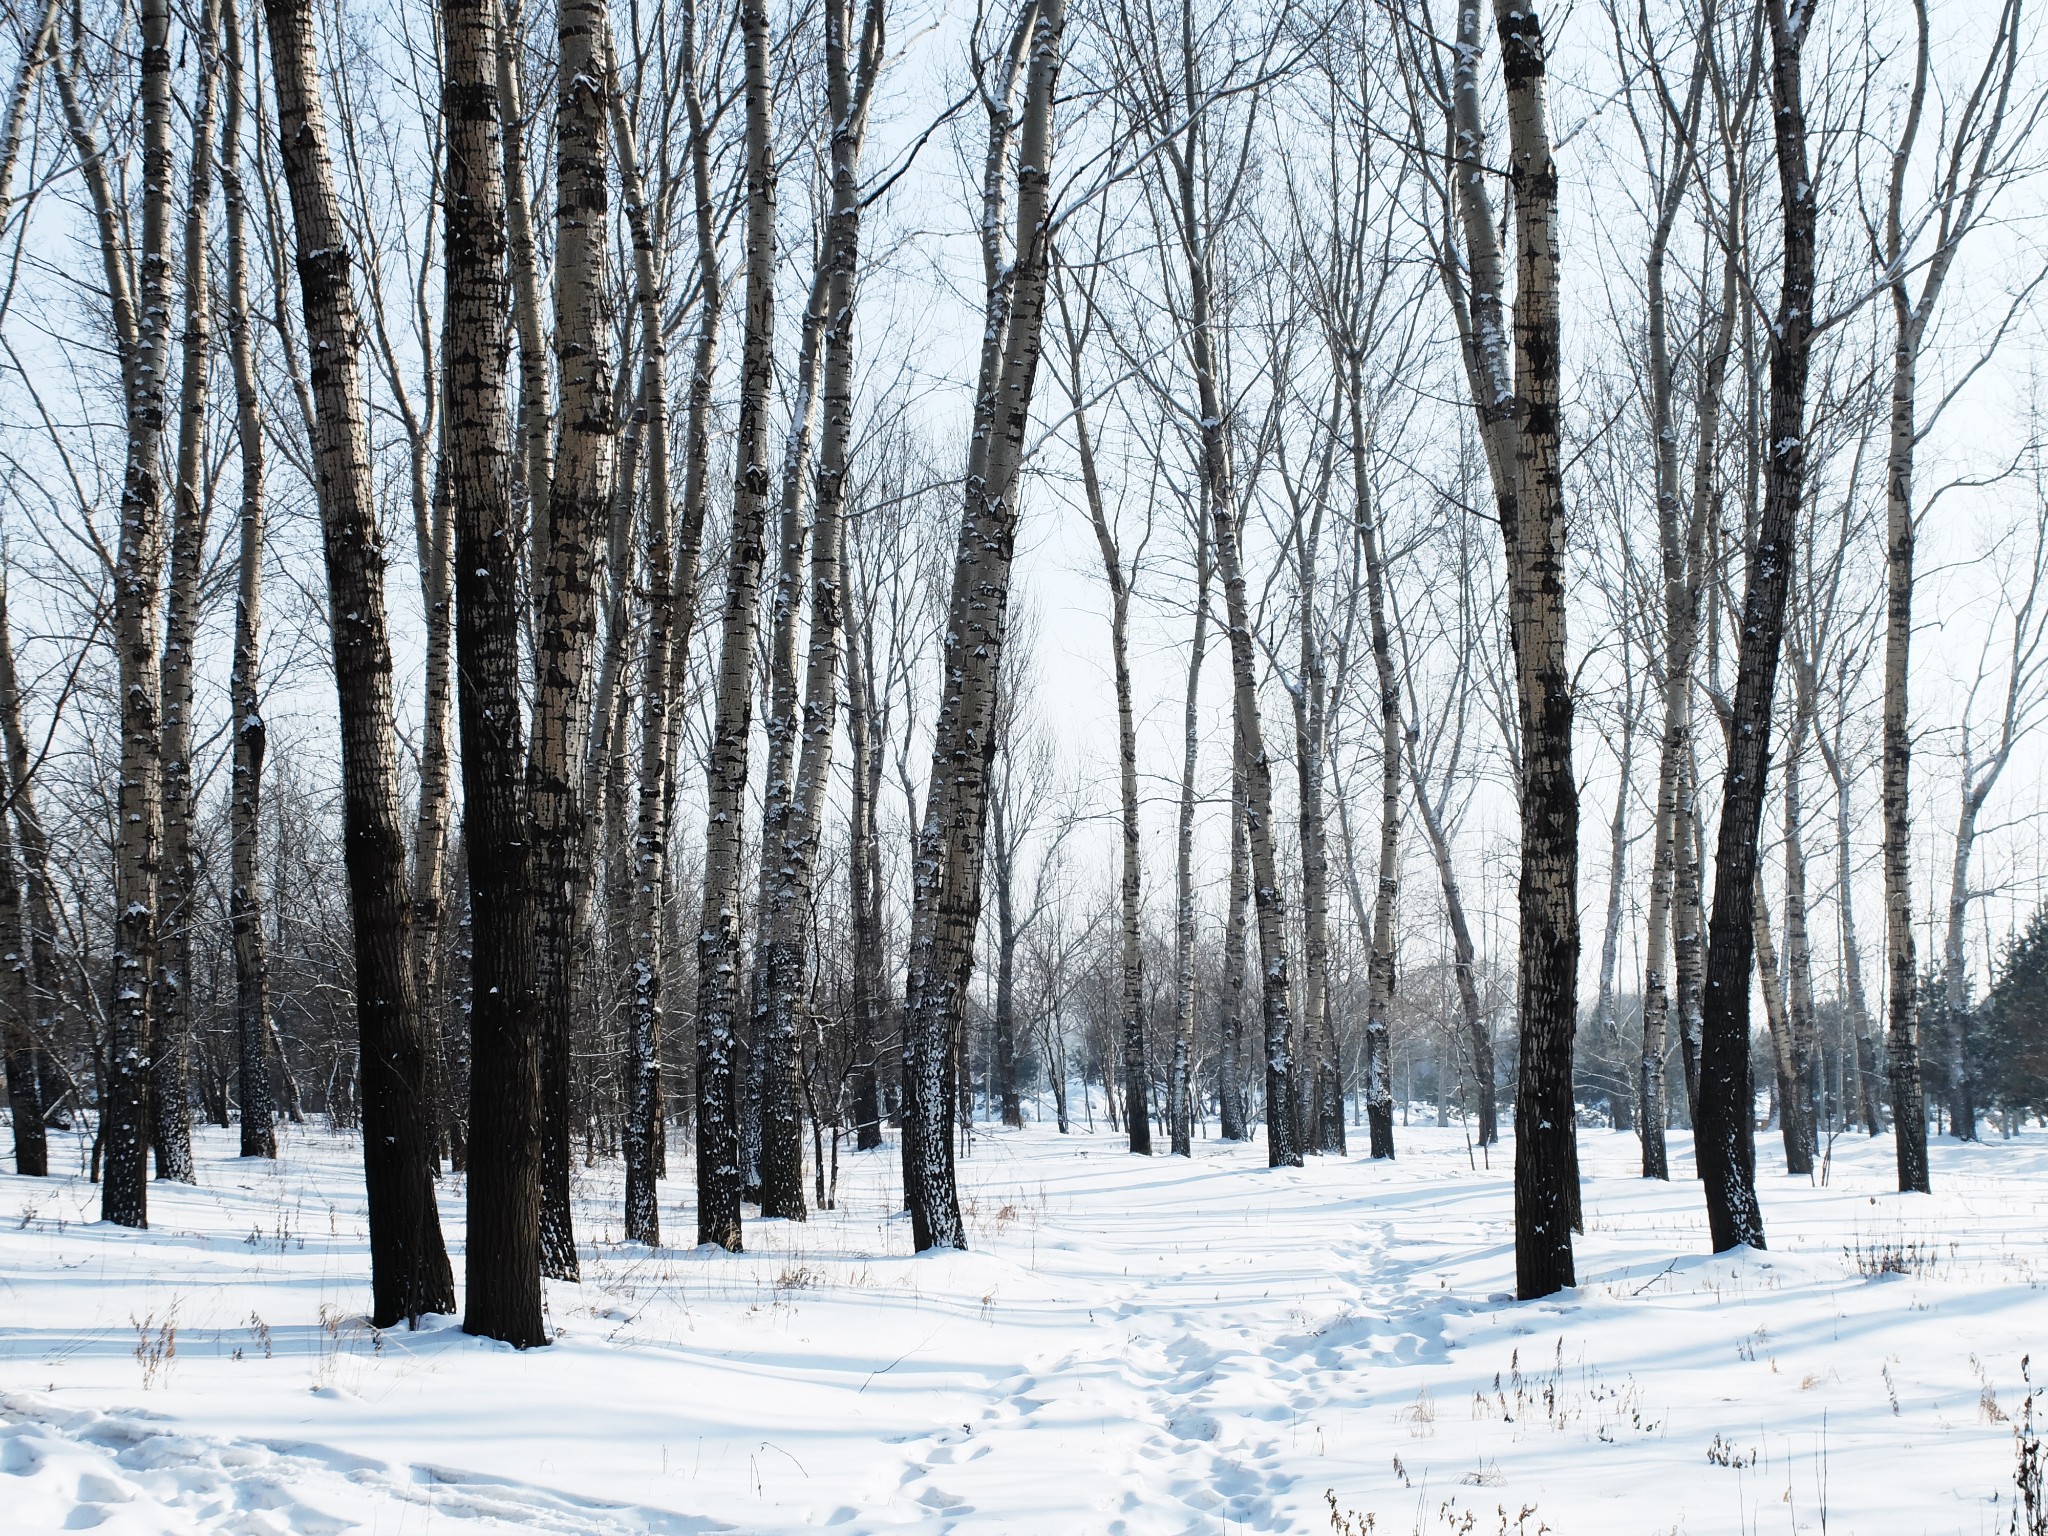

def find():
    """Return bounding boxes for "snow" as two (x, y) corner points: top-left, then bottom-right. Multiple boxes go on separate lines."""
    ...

(2, 1117), (2043, 1533)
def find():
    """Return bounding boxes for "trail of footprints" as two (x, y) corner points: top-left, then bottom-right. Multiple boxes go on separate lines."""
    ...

(880, 1240), (1448, 1533)
(0, 1393), (725, 1535)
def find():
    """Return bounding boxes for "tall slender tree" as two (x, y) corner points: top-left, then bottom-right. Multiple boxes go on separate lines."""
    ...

(263, 0), (456, 1321)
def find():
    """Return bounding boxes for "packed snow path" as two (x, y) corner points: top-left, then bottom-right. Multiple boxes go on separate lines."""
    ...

(2, 1120), (2042, 1532)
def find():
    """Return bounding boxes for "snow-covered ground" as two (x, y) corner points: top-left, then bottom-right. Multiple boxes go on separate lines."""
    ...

(1, 1115), (2042, 1534)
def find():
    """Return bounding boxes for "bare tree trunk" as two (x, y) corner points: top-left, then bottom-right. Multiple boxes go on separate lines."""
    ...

(845, 593), (885, 1148)
(902, 0), (1066, 1248)
(1406, 747), (1492, 1145)
(1290, 497), (1339, 1158)
(153, 0), (226, 1187)
(527, 0), (618, 1280)
(1752, 876), (1810, 1176)
(1068, 345), (1148, 1157)
(1633, 25), (1703, 1181)
(1488, 0), (1580, 1294)
(0, 713), (40, 1176)
(752, 263), (831, 1215)
(1782, 720), (1821, 1153)
(222, 0), (274, 1160)
(1817, 733), (1883, 1134)
(1169, 525), (1211, 1156)
(498, 0), (551, 585)
(602, 35), (669, 1247)
(263, 0), (456, 1321)
(445, 0), (547, 1348)
(696, 0), (778, 1251)
(1878, 0), (2026, 1186)
(1594, 691), (1634, 1136)
(0, 2), (59, 1178)
(1347, 366), (1398, 1162)
(1696, 0), (1816, 1255)
(760, 0), (887, 1201)
(1217, 731), (1249, 1143)
(57, 0), (177, 1229)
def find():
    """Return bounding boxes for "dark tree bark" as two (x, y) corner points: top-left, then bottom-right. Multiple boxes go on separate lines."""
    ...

(446, 0), (548, 1348)
(221, 0), (275, 1160)
(1491, 0), (1580, 1296)
(527, 0), (616, 1282)
(901, 0), (1066, 1249)
(1695, 0), (1818, 1256)
(153, 0), (225, 1188)
(263, 0), (456, 1322)
(696, 0), (778, 1251)
(1217, 726), (1249, 1142)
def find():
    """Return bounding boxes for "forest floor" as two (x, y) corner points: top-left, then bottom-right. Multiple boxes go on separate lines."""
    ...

(1, 1113), (2043, 1535)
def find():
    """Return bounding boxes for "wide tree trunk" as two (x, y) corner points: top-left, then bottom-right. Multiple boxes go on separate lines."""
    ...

(221, 0), (274, 1160)
(526, 0), (616, 1282)
(446, 0), (547, 1348)
(1491, 0), (1580, 1296)
(263, 0), (456, 1322)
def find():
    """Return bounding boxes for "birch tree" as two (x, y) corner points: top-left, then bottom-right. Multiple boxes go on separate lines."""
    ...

(900, 0), (1066, 1248)
(263, 0), (456, 1322)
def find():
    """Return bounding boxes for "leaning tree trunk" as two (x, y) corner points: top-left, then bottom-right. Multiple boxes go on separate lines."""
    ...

(525, 0), (616, 1282)
(1695, 0), (1816, 1256)
(222, 0), (274, 1160)
(1173, 150), (1296, 1168)
(901, 0), (1066, 1249)
(153, 0), (225, 1188)
(1169, 523), (1212, 1156)
(447, 0), (547, 1349)
(1075, 373), (1148, 1156)
(1407, 755), (1493, 1146)
(263, 0), (456, 1322)
(695, 0), (778, 1251)
(759, 0), (886, 1200)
